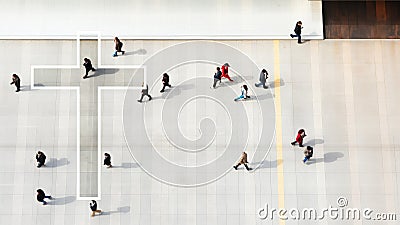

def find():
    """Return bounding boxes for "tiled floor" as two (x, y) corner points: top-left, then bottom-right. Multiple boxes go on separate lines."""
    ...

(0, 39), (400, 225)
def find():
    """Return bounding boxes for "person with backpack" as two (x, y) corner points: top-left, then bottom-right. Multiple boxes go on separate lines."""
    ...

(290, 21), (303, 44)
(113, 37), (125, 57)
(160, 73), (172, 92)
(234, 85), (250, 101)
(303, 146), (313, 164)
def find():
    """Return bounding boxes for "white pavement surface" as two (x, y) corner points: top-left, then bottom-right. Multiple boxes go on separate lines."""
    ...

(0, 39), (400, 225)
(0, 0), (323, 39)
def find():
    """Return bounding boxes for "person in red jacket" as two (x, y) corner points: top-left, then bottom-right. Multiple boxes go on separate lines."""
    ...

(291, 129), (306, 147)
(221, 63), (233, 81)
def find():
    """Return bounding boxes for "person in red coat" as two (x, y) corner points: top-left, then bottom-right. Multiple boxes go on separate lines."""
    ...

(221, 63), (233, 81)
(291, 129), (306, 147)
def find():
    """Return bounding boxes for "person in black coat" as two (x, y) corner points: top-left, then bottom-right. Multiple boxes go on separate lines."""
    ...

(160, 73), (172, 93)
(103, 153), (112, 168)
(90, 200), (102, 217)
(83, 58), (96, 79)
(36, 151), (46, 168)
(36, 189), (52, 205)
(290, 21), (303, 44)
(212, 67), (222, 89)
(10, 74), (21, 92)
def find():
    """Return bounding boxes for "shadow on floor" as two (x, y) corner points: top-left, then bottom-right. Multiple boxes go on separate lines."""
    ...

(47, 196), (75, 205)
(303, 138), (324, 146)
(46, 158), (70, 168)
(267, 79), (285, 89)
(102, 206), (131, 215)
(87, 69), (120, 78)
(254, 93), (275, 101)
(123, 49), (147, 56)
(308, 152), (344, 165)
(253, 159), (282, 170)
(161, 83), (195, 99)
(111, 162), (139, 169)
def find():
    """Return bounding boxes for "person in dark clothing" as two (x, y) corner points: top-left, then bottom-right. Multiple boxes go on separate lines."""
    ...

(290, 21), (303, 44)
(103, 153), (112, 168)
(255, 69), (268, 89)
(113, 37), (125, 57)
(10, 74), (21, 92)
(36, 151), (46, 168)
(303, 146), (313, 164)
(83, 58), (96, 79)
(90, 200), (102, 217)
(212, 67), (222, 89)
(160, 73), (172, 93)
(291, 129), (307, 147)
(137, 83), (152, 102)
(36, 189), (52, 205)
(233, 152), (252, 171)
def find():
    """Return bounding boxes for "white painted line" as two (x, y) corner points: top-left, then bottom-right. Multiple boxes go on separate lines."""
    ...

(30, 31), (146, 200)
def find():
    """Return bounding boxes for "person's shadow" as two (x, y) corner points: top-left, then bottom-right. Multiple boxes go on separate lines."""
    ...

(102, 206), (131, 215)
(47, 196), (75, 205)
(111, 162), (139, 169)
(46, 158), (70, 168)
(303, 139), (324, 146)
(252, 159), (282, 170)
(88, 69), (120, 78)
(267, 79), (285, 89)
(123, 49), (147, 56)
(308, 152), (344, 165)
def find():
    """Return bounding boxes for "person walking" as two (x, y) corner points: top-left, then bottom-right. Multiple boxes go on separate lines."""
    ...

(160, 73), (172, 92)
(234, 85), (250, 101)
(137, 83), (152, 102)
(36, 189), (52, 205)
(90, 200), (102, 217)
(83, 58), (96, 79)
(221, 63), (233, 81)
(36, 151), (46, 168)
(255, 69), (268, 89)
(233, 152), (252, 171)
(103, 153), (112, 168)
(10, 74), (21, 92)
(212, 67), (222, 89)
(291, 129), (307, 147)
(303, 146), (313, 164)
(290, 21), (303, 44)
(113, 37), (125, 57)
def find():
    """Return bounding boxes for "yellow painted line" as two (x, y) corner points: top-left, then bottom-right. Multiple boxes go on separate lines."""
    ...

(273, 40), (285, 225)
